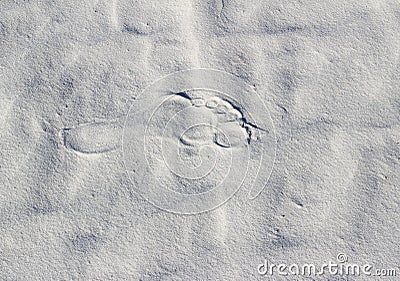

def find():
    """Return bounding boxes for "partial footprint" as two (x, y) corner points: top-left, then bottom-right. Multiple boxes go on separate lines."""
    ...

(61, 120), (122, 154)
(183, 94), (250, 149)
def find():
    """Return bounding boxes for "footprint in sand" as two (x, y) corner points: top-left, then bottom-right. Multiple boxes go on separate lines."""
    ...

(58, 92), (253, 199)
(60, 120), (122, 154)
(145, 90), (252, 183)
(180, 94), (250, 149)
(158, 91), (253, 151)
(62, 69), (276, 214)
(58, 94), (251, 155)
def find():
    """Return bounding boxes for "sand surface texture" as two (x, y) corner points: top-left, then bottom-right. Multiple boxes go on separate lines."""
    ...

(0, 0), (399, 280)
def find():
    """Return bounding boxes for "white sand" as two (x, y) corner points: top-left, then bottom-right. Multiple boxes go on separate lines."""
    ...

(0, 0), (399, 280)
